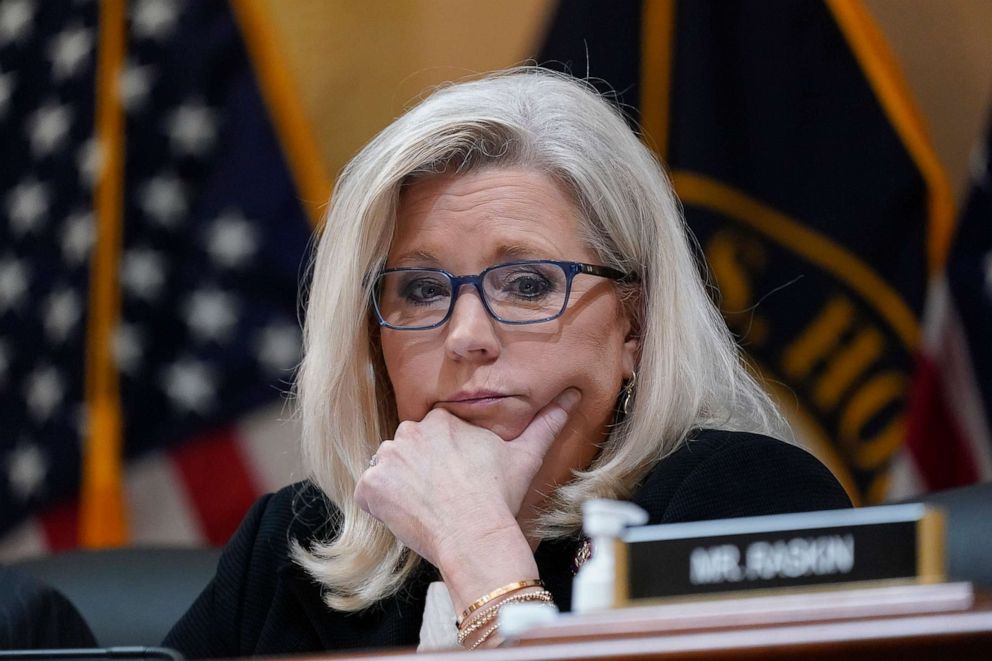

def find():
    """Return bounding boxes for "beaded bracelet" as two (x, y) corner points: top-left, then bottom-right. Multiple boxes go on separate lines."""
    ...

(456, 590), (554, 645)
(457, 578), (543, 627)
(469, 621), (501, 650)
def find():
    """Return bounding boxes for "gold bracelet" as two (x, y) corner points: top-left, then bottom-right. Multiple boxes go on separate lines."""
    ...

(469, 621), (501, 650)
(457, 578), (543, 627)
(457, 590), (554, 644)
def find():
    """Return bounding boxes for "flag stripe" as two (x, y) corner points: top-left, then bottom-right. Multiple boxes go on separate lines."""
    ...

(39, 499), (81, 552)
(125, 452), (202, 545)
(171, 427), (262, 546)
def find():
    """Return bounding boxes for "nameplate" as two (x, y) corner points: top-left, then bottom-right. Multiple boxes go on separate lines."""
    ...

(615, 504), (944, 605)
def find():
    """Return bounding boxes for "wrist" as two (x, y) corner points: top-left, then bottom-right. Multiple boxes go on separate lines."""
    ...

(436, 514), (539, 614)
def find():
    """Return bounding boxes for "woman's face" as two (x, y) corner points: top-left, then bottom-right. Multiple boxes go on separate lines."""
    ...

(380, 168), (638, 505)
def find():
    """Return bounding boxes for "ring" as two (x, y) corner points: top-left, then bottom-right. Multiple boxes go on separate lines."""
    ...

(368, 454), (379, 468)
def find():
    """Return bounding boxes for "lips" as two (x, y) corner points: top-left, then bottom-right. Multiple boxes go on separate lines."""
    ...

(440, 390), (509, 404)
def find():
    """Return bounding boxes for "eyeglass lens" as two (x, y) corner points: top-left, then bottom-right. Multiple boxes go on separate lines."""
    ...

(375, 262), (569, 328)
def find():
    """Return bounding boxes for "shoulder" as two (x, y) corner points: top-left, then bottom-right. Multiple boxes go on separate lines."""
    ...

(632, 429), (852, 525)
(163, 481), (337, 657)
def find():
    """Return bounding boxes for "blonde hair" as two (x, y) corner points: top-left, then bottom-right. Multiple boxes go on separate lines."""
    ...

(293, 67), (787, 611)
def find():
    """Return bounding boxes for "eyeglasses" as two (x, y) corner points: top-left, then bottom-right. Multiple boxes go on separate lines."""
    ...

(371, 259), (636, 331)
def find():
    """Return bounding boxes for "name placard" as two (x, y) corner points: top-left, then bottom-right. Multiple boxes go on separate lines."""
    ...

(615, 504), (944, 605)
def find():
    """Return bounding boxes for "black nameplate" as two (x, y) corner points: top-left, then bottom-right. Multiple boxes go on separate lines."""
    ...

(617, 504), (944, 604)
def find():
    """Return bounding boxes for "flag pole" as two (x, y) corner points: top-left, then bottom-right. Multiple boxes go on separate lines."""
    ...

(81, 0), (128, 547)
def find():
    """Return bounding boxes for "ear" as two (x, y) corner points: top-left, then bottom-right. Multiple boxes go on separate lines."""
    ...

(618, 284), (641, 379)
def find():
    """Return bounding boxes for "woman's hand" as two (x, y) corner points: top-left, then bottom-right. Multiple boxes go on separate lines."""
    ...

(353, 388), (579, 590)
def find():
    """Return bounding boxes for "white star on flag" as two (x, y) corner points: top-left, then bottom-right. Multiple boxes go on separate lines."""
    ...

(184, 288), (239, 343)
(132, 0), (181, 41)
(6, 442), (47, 502)
(61, 210), (95, 266)
(6, 179), (50, 236)
(113, 323), (144, 374)
(206, 208), (259, 268)
(161, 358), (215, 414)
(0, 0), (35, 46)
(77, 138), (104, 189)
(254, 322), (301, 374)
(121, 247), (167, 301)
(47, 24), (93, 80)
(27, 101), (73, 158)
(165, 99), (217, 156)
(0, 71), (14, 119)
(120, 60), (155, 112)
(138, 173), (188, 227)
(43, 287), (82, 343)
(24, 365), (64, 422)
(0, 257), (30, 313)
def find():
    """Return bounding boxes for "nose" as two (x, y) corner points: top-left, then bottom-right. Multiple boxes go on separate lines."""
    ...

(443, 286), (500, 362)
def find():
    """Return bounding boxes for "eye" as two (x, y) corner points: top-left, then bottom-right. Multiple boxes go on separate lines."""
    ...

(492, 266), (558, 300)
(401, 276), (450, 305)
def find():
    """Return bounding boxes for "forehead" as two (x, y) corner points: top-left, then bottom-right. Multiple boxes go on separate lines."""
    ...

(388, 168), (594, 268)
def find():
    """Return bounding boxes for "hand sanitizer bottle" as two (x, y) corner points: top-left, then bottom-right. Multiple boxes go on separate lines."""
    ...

(572, 499), (648, 614)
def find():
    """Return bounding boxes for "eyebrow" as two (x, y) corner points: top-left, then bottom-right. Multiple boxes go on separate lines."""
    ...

(389, 243), (552, 269)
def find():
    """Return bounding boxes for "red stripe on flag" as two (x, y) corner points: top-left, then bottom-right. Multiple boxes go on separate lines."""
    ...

(171, 427), (261, 545)
(39, 498), (80, 551)
(906, 354), (980, 490)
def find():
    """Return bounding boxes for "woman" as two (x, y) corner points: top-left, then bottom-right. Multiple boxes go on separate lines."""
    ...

(164, 68), (850, 657)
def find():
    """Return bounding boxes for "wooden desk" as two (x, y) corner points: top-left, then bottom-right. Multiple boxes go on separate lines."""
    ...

(315, 583), (992, 660)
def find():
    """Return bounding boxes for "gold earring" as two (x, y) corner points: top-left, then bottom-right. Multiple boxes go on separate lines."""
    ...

(619, 371), (637, 416)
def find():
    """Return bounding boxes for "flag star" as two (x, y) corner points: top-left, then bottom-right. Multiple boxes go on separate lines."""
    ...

(121, 247), (167, 301)
(0, 256), (30, 312)
(0, 0), (35, 46)
(161, 358), (215, 414)
(0, 70), (14, 119)
(27, 102), (73, 158)
(5, 178), (50, 235)
(165, 99), (217, 156)
(47, 24), (93, 80)
(184, 288), (239, 343)
(113, 323), (143, 373)
(254, 322), (301, 374)
(62, 210), (95, 266)
(77, 138), (104, 188)
(6, 442), (47, 501)
(24, 365), (64, 421)
(132, 0), (181, 41)
(138, 173), (187, 227)
(120, 60), (155, 112)
(206, 209), (259, 268)
(43, 287), (82, 343)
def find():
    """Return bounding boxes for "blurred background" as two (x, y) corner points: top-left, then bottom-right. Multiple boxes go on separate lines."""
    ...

(1, 0), (990, 560)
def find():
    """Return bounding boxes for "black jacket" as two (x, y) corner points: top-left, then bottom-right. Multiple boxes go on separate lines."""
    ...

(163, 430), (852, 658)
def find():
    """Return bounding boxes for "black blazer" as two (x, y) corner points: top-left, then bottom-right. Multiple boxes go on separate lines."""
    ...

(163, 430), (852, 658)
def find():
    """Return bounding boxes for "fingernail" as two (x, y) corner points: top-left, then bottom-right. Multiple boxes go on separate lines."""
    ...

(558, 388), (580, 410)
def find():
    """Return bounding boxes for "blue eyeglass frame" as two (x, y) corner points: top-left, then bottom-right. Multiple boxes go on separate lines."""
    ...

(371, 259), (637, 331)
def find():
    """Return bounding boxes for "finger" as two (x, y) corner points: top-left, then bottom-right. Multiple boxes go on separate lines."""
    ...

(512, 388), (581, 454)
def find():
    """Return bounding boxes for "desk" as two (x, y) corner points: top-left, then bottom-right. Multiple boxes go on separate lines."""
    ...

(315, 582), (992, 660)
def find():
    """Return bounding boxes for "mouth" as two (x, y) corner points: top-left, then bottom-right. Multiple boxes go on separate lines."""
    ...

(437, 391), (513, 407)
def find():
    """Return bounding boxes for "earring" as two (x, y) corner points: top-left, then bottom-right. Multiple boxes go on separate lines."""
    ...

(618, 371), (637, 417)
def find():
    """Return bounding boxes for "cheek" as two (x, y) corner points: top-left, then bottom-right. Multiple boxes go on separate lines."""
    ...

(380, 333), (435, 421)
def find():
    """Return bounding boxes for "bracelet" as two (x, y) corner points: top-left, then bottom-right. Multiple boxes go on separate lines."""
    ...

(469, 621), (501, 650)
(457, 578), (543, 626)
(456, 590), (554, 644)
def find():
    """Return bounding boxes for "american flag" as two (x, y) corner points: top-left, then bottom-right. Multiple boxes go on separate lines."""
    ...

(899, 117), (992, 492)
(0, 0), (313, 558)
